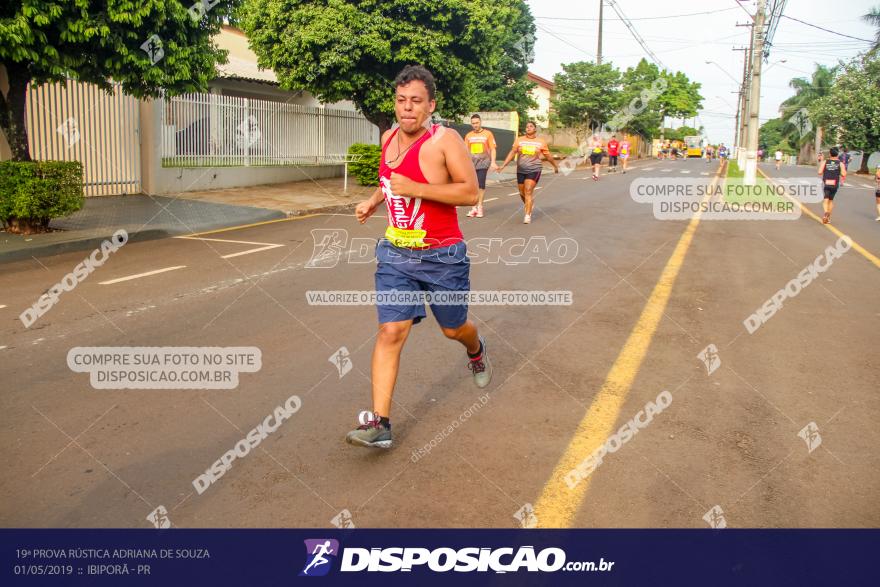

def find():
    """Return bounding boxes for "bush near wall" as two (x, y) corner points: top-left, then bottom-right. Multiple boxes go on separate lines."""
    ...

(0, 161), (84, 234)
(348, 143), (382, 186)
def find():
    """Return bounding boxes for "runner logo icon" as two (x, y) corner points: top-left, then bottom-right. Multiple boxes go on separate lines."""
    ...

(300, 539), (339, 577)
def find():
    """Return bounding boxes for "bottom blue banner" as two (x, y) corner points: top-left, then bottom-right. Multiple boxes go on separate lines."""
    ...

(2, 529), (876, 585)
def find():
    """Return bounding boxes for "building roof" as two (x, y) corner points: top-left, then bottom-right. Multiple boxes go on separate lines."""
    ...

(527, 71), (555, 91)
(214, 26), (279, 85)
(215, 56), (278, 84)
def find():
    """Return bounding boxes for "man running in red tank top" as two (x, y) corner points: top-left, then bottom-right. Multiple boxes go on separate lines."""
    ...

(347, 65), (493, 449)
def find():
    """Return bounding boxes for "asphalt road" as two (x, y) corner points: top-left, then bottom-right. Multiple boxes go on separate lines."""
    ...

(1, 157), (878, 529)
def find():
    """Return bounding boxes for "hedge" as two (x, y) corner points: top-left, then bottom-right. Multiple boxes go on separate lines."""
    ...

(0, 160), (84, 233)
(348, 143), (382, 186)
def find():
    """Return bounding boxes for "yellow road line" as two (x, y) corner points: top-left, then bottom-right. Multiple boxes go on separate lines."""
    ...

(758, 169), (880, 270)
(533, 164), (724, 528)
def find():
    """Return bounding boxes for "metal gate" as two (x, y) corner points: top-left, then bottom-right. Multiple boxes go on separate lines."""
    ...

(26, 80), (141, 196)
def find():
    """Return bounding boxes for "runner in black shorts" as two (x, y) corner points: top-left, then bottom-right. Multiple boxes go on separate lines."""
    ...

(499, 121), (558, 224)
(464, 114), (498, 218)
(818, 147), (846, 224)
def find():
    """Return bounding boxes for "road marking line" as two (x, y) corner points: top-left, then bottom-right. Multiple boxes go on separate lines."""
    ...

(180, 214), (325, 238)
(533, 168), (723, 528)
(700, 172), (709, 176)
(175, 235), (285, 259)
(661, 168), (672, 172)
(506, 191), (520, 196)
(483, 197), (499, 202)
(758, 169), (880, 270)
(0, 345), (7, 351)
(681, 170), (691, 174)
(799, 179), (811, 185)
(0, 305), (6, 309)
(99, 266), (187, 285)
(642, 167), (655, 171)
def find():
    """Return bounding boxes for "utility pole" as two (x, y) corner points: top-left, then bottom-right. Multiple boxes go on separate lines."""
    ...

(732, 45), (750, 164)
(734, 20), (754, 170)
(744, 0), (766, 185)
(597, 0), (603, 65)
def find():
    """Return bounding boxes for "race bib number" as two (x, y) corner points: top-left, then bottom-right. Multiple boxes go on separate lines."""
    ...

(521, 145), (537, 156)
(824, 179), (838, 187)
(470, 142), (484, 154)
(593, 147), (602, 154)
(385, 225), (427, 248)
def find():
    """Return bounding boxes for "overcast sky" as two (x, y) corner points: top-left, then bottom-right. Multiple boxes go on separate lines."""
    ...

(526, 0), (877, 144)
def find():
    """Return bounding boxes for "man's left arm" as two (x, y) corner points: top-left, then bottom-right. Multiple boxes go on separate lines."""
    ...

(389, 132), (478, 206)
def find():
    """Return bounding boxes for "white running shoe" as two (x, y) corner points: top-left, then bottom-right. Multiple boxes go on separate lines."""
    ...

(523, 214), (531, 224)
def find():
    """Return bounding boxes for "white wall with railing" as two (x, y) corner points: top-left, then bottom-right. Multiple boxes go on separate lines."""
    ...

(161, 93), (379, 168)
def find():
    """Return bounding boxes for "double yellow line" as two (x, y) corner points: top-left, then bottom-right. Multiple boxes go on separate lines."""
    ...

(533, 165), (724, 527)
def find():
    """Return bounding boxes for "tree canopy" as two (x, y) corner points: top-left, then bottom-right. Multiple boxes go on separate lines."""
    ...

(241, 0), (535, 134)
(0, 0), (238, 160)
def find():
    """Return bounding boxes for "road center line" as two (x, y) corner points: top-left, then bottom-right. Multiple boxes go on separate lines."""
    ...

(758, 169), (880, 270)
(533, 165), (723, 528)
(99, 266), (187, 285)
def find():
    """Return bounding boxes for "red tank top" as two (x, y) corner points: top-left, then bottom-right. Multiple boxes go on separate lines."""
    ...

(379, 125), (463, 249)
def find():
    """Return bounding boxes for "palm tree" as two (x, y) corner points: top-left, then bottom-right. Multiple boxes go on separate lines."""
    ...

(864, 6), (880, 52)
(779, 64), (838, 159)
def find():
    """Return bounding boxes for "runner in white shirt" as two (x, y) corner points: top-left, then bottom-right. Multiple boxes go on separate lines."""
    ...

(775, 150), (783, 170)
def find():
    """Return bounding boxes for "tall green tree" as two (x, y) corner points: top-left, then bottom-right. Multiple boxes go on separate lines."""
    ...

(812, 53), (880, 155)
(615, 58), (664, 138)
(551, 61), (622, 143)
(779, 63), (837, 151)
(864, 6), (880, 52)
(472, 4), (537, 132)
(759, 118), (796, 153)
(656, 70), (703, 141)
(242, 0), (534, 134)
(0, 0), (238, 161)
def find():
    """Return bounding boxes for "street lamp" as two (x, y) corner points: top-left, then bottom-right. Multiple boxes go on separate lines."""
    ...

(764, 58), (788, 72)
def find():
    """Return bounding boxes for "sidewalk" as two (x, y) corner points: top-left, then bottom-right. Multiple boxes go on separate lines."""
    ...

(0, 171), (521, 264)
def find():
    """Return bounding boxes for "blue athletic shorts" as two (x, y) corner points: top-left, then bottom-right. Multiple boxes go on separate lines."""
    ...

(374, 239), (470, 328)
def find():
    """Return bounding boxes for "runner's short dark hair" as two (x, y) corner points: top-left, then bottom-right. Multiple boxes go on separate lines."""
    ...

(525, 120), (536, 127)
(394, 65), (436, 100)
(829, 147), (839, 157)
(471, 113), (481, 120)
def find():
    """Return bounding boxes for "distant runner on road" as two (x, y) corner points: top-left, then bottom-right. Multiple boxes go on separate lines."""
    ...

(818, 146), (846, 225)
(619, 138), (631, 174)
(607, 135), (620, 173)
(348, 65), (492, 449)
(775, 149), (783, 170)
(586, 134), (604, 180)
(498, 121), (558, 224)
(463, 114), (498, 219)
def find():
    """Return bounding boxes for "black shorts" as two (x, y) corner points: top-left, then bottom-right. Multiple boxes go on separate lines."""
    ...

(589, 153), (603, 165)
(823, 186), (838, 200)
(609, 155), (619, 166)
(475, 167), (488, 189)
(516, 171), (541, 184)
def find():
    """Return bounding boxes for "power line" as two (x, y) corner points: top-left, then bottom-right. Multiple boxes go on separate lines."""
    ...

(781, 14), (874, 43)
(535, 23), (596, 60)
(604, 0), (666, 69)
(534, 7), (736, 22)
